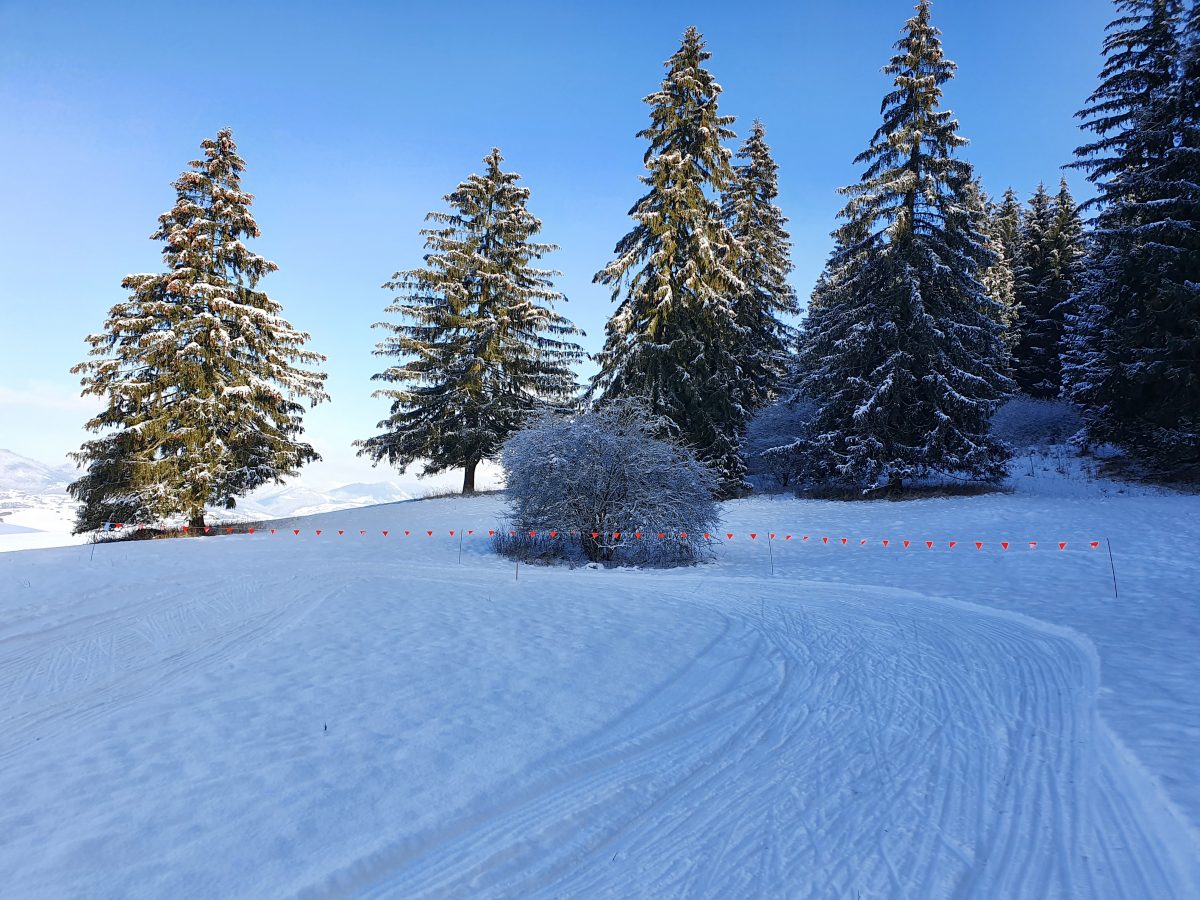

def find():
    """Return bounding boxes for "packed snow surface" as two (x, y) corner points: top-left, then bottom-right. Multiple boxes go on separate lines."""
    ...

(1, 475), (1198, 897)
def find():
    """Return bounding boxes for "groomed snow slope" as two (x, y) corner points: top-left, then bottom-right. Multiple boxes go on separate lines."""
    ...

(1, 486), (1198, 898)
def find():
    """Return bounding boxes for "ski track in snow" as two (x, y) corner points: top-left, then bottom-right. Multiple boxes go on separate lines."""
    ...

(307, 579), (1195, 899)
(1, 494), (1198, 898)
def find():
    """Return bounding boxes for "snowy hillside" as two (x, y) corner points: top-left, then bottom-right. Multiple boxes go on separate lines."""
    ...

(0, 449), (75, 492)
(2, 472), (1198, 897)
(0, 449), (412, 552)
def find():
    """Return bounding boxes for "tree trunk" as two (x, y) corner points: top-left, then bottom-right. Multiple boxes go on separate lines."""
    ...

(462, 459), (478, 494)
(188, 511), (206, 531)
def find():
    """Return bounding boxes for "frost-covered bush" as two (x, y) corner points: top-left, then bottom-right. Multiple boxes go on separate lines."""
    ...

(743, 397), (818, 490)
(990, 396), (1084, 449)
(498, 400), (719, 565)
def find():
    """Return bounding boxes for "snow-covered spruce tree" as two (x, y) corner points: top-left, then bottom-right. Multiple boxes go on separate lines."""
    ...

(720, 120), (800, 411)
(1066, 0), (1200, 470)
(498, 399), (718, 565)
(69, 128), (328, 532)
(591, 27), (749, 496)
(966, 180), (1019, 358)
(795, 0), (1012, 491)
(1012, 183), (1062, 397)
(357, 149), (585, 492)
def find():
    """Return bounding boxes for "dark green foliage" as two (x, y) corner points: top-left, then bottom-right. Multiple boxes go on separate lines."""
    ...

(1066, 0), (1200, 470)
(721, 121), (800, 411)
(69, 129), (328, 531)
(591, 27), (749, 496)
(357, 149), (584, 492)
(795, 0), (1012, 490)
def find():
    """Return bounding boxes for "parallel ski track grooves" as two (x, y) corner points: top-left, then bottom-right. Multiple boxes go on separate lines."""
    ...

(304, 583), (1197, 900)
(0, 574), (346, 755)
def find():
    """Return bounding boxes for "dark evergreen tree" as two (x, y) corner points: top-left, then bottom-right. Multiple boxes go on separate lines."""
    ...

(1066, 0), (1199, 470)
(591, 27), (749, 495)
(1013, 183), (1063, 396)
(967, 180), (1019, 356)
(720, 120), (800, 411)
(69, 129), (328, 532)
(357, 149), (584, 493)
(795, 0), (1011, 490)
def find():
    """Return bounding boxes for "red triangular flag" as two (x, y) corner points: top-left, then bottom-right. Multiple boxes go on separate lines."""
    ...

(293, 529), (300, 535)
(338, 530), (344, 535)
(727, 533), (734, 539)
(1029, 541), (1037, 549)
(975, 541), (983, 549)
(1059, 542), (1067, 550)
(426, 530), (433, 536)
(948, 541), (956, 549)
(1001, 541), (1010, 550)
(925, 540), (933, 549)
(449, 530), (455, 536)
(882, 539), (889, 547)
(315, 530), (322, 535)
(248, 528), (255, 534)
(1090, 541), (1100, 548)
(550, 531), (557, 538)
(840, 538), (848, 545)
(226, 527), (234, 534)
(382, 530), (388, 536)
(822, 537), (829, 544)
(680, 532), (688, 539)
(751, 533), (757, 539)
(902, 540), (910, 548)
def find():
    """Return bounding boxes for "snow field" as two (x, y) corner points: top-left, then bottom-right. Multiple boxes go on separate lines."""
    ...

(1, 487), (1198, 897)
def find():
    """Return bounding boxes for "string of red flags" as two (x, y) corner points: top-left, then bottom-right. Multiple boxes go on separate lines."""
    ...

(98, 522), (1101, 550)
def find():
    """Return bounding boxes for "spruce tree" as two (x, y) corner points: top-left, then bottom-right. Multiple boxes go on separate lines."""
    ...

(795, 0), (1011, 490)
(69, 129), (328, 531)
(1066, 0), (1199, 470)
(1012, 183), (1063, 396)
(357, 149), (584, 492)
(720, 120), (800, 411)
(591, 27), (748, 495)
(967, 181), (1019, 356)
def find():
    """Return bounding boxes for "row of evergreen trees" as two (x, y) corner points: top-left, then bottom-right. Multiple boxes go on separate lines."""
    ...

(69, 0), (1200, 530)
(1063, 0), (1200, 473)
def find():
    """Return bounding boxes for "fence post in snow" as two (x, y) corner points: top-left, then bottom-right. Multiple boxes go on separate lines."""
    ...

(1106, 537), (1118, 600)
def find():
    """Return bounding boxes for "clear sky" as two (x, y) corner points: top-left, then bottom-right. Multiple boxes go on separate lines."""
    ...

(0, 0), (1113, 492)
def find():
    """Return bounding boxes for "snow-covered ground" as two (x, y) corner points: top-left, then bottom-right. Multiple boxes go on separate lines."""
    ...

(1, 466), (1198, 897)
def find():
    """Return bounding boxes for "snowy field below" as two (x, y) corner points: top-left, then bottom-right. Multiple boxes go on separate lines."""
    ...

(1, 478), (1199, 897)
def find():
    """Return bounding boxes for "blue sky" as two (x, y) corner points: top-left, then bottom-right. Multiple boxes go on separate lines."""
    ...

(0, 0), (1112, 491)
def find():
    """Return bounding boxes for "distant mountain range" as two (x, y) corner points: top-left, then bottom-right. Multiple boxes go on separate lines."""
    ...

(0, 449), (412, 536)
(0, 449), (77, 493)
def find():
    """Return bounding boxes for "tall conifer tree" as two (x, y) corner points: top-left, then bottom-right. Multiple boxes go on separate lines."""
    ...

(967, 181), (1019, 357)
(69, 129), (328, 531)
(721, 121), (800, 411)
(795, 0), (1011, 490)
(357, 149), (584, 492)
(1066, 0), (1199, 469)
(591, 27), (748, 495)
(1013, 183), (1063, 396)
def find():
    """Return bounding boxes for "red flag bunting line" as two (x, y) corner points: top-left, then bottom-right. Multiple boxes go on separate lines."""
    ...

(97, 522), (1101, 550)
